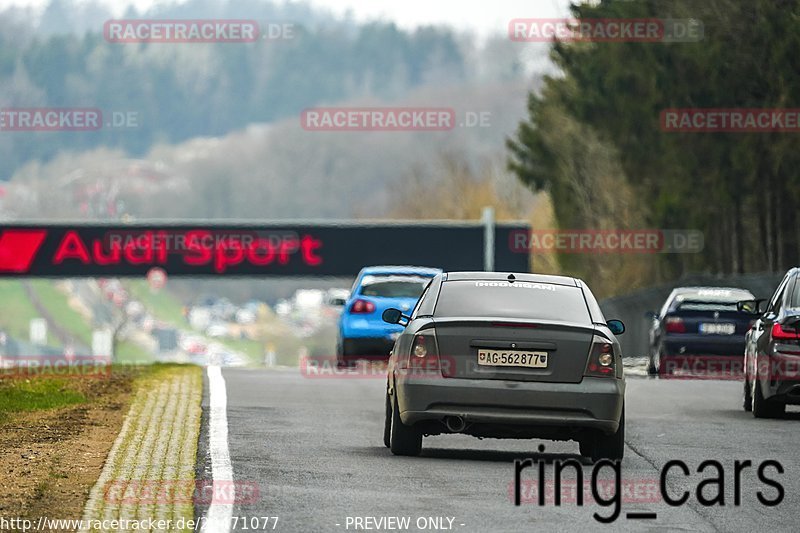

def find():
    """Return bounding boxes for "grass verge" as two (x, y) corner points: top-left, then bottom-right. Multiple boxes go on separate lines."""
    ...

(29, 280), (94, 345)
(0, 379), (86, 424)
(0, 280), (41, 339)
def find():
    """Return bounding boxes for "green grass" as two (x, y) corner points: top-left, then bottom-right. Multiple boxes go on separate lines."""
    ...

(218, 336), (265, 362)
(125, 280), (187, 326)
(0, 280), (41, 339)
(114, 340), (155, 365)
(0, 379), (86, 423)
(29, 280), (94, 345)
(0, 363), (193, 424)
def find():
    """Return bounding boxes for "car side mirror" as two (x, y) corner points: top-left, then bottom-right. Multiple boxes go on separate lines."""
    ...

(607, 319), (625, 335)
(644, 311), (658, 320)
(382, 308), (409, 326)
(737, 299), (766, 315)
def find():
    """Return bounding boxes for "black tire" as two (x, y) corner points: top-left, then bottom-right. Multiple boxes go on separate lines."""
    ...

(383, 392), (392, 448)
(743, 377), (753, 412)
(647, 348), (658, 376)
(590, 406), (625, 462)
(335, 341), (354, 369)
(752, 379), (785, 419)
(389, 393), (422, 456)
(657, 350), (672, 378)
(578, 438), (592, 458)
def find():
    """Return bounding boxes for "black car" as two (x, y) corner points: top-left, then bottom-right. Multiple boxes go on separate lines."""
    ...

(382, 272), (626, 461)
(741, 268), (800, 417)
(647, 287), (756, 376)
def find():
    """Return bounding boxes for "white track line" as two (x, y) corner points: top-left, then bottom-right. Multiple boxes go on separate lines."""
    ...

(202, 365), (234, 533)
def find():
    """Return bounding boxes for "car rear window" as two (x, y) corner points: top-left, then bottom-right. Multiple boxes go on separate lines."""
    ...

(433, 280), (591, 323)
(790, 278), (800, 309)
(676, 300), (741, 312)
(359, 275), (430, 298)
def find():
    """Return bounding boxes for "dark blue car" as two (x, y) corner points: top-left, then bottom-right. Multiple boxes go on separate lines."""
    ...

(647, 287), (755, 376)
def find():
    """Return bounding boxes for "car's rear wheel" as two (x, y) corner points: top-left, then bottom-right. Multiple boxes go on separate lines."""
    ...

(383, 391), (392, 448)
(647, 348), (658, 376)
(590, 406), (625, 462)
(336, 341), (354, 368)
(743, 376), (753, 412)
(752, 379), (785, 418)
(389, 393), (422, 456)
(657, 350), (672, 377)
(578, 437), (592, 458)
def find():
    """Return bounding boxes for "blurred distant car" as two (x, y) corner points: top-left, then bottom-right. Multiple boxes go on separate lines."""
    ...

(322, 288), (351, 320)
(646, 287), (755, 376)
(205, 323), (229, 338)
(180, 335), (208, 355)
(275, 299), (291, 316)
(235, 308), (257, 324)
(742, 268), (800, 418)
(325, 288), (350, 308)
(211, 298), (237, 321)
(337, 266), (441, 366)
(188, 307), (212, 331)
(294, 289), (325, 310)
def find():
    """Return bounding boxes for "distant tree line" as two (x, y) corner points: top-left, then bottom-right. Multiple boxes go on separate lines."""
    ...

(508, 0), (800, 283)
(0, 0), (466, 179)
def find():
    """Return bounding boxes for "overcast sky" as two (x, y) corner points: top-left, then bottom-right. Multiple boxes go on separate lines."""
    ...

(0, 0), (572, 37)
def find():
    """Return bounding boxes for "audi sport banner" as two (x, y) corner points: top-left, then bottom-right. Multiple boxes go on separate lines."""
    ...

(0, 223), (529, 277)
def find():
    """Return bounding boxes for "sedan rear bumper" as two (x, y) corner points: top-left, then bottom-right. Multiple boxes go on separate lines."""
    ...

(341, 337), (395, 358)
(662, 334), (746, 357)
(395, 374), (624, 435)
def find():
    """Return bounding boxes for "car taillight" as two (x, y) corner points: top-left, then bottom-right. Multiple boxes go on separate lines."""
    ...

(350, 299), (376, 314)
(413, 335), (429, 357)
(404, 331), (441, 371)
(665, 316), (686, 333)
(772, 323), (800, 341)
(585, 335), (617, 378)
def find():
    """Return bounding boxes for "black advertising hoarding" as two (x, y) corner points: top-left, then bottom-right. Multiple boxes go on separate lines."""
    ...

(0, 222), (530, 277)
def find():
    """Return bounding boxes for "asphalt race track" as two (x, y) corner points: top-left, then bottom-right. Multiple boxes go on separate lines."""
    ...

(199, 367), (799, 533)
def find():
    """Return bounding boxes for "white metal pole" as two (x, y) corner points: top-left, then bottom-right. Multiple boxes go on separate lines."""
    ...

(482, 206), (495, 272)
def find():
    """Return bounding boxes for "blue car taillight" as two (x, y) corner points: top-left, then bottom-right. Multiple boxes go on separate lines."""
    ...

(350, 299), (376, 314)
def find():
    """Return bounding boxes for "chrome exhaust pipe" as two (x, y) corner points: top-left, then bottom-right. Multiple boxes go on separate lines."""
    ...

(445, 416), (466, 433)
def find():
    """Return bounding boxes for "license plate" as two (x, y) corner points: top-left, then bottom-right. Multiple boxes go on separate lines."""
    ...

(699, 323), (735, 335)
(477, 349), (548, 368)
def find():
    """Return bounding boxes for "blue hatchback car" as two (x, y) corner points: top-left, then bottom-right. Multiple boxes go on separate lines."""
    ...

(337, 266), (441, 366)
